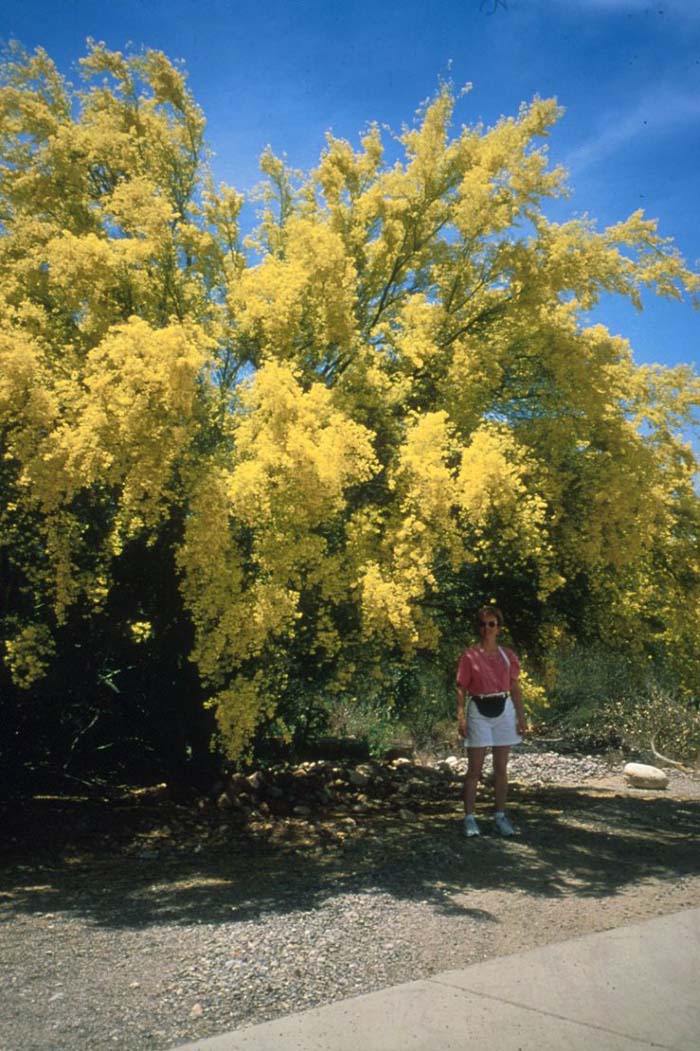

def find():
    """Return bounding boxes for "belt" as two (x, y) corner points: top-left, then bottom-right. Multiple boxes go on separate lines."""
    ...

(470, 692), (509, 701)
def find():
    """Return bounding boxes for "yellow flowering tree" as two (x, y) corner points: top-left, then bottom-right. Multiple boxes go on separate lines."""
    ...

(1, 44), (698, 779)
(0, 42), (224, 785)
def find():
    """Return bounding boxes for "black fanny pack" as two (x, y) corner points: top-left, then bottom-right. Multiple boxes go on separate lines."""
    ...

(471, 693), (508, 717)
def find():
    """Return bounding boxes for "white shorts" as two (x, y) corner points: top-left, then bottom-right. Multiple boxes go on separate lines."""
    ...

(465, 697), (521, 748)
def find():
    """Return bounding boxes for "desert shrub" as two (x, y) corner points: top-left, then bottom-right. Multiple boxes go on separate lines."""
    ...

(325, 697), (405, 758)
(613, 686), (700, 765)
(541, 644), (700, 759)
(541, 644), (640, 743)
(394, 664), (455, 752)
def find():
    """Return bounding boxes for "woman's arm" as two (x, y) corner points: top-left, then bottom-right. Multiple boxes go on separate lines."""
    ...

(456, 650), (471, 739)
(456, 685), (468, 739)
(510, 678), (527, 735)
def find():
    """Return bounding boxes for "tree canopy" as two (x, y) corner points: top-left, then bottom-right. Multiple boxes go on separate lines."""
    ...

(1, 43), (698, 778)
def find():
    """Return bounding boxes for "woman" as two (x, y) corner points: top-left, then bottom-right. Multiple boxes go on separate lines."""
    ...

(456, 606), (527, 837)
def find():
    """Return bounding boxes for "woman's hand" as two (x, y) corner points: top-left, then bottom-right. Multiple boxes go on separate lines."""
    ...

(516, 715), (528, 736)
(458, 714), (467, 739)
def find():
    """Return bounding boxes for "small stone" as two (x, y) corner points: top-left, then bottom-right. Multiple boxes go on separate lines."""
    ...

(624, 763), (669, 789)
(190, 1003), (203, 1018)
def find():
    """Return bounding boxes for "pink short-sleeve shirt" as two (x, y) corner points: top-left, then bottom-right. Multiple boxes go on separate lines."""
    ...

(456, 645), (520, 695)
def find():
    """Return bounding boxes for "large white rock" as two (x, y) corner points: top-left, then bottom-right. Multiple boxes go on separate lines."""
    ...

(623, 762), (669, 789)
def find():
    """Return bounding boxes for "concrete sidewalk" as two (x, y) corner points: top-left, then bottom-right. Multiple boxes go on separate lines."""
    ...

(173, 907), (700, 1050)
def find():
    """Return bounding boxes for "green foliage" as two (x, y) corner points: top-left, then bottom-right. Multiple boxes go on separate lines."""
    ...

(543, 644), (641, 730)
(325, 697), (403, 759)
(389, 659), (455, 752)
(540, 644), (700, 762)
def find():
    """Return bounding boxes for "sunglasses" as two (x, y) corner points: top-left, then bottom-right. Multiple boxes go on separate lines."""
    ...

(478, 619), (498, 628)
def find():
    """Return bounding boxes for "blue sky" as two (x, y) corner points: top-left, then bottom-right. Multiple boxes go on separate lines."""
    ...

(3, 0), (700, 373)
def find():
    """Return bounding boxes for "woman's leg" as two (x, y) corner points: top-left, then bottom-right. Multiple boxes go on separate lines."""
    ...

(492, 745), (511, 812)
(464, 747), (487, 814)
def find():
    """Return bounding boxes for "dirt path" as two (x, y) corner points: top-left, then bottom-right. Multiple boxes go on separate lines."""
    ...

(1, 766), (699, 1051)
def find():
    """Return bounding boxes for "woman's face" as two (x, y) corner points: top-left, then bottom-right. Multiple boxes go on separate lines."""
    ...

(477, 614), (500, 643)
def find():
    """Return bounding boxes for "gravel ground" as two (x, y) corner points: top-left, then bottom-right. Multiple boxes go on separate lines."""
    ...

(2, 747), (700, 1051)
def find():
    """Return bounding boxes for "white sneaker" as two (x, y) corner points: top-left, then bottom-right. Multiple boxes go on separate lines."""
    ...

(464, 815), (480, 837)
(494, 812), (515, 836)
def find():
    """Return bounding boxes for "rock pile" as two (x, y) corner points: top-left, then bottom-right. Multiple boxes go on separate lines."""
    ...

(214, 757), (451, 828)
(211, 747), (616, 839)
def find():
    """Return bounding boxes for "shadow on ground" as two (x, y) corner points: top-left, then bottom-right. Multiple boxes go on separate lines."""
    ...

(1, 783), (699, 931)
